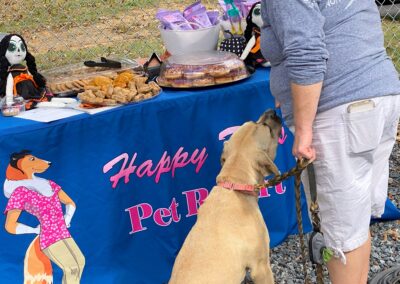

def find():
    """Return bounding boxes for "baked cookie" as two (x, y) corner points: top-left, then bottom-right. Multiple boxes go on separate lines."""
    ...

(156, 76), (171, 87)
(164, 67), (183, 79)
(192, 77), (215, 87)
(171, 79), (192, 88)
(207, 65), (230, 77)
(215, 76), (234, 84)
(184, 68), (206, 80)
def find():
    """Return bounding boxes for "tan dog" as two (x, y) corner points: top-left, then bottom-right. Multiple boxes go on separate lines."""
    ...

(169, 109), (282, 284)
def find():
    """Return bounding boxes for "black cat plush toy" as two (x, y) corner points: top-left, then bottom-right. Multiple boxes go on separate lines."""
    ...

(240, 2), (270, 68)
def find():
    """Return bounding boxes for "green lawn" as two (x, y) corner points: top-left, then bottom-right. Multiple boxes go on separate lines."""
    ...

(35, 38), (163, 70)
(382, 19), (400, 72)
(0, 0), (158, 32)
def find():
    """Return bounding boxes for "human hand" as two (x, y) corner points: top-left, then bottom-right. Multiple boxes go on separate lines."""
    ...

(292, 128), (316, 162)
(275, 98), (281, 108)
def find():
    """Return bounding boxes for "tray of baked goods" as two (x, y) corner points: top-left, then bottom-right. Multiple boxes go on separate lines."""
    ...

(42, 57), (142, 97)
(156, 51), (250, 89)
(76, 71), (161, 106)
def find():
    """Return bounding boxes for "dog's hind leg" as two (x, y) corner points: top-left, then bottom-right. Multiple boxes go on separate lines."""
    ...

(241, 267), (255, 284)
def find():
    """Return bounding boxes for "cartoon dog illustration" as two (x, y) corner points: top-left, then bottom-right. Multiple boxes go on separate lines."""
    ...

(3, 150), (85, 284)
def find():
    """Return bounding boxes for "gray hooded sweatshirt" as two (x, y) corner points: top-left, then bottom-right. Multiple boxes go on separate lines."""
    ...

(260, 0), (400, 125)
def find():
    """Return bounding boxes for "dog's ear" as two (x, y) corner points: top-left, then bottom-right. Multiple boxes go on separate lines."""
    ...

(259, 153), (280, 176)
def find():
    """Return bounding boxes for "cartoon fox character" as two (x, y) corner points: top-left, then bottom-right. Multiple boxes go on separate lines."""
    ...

(3, 150), (85, 284)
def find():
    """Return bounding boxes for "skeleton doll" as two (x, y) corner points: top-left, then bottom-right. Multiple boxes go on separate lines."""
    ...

(240, 3), (270, 68)
(0, 34), (50, 109)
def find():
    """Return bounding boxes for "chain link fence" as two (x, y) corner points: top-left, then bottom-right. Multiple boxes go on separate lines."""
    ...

(1, 0), (400, 71)
(378, 0), (400, 72)
(0, 0), (218, 70)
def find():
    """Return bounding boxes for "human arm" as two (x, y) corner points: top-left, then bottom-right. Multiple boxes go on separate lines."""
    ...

(58, 189), (76, 228)
(265, 0), (328, 159)
(5, 209), (40, 234)
(291, 82), (322, 160)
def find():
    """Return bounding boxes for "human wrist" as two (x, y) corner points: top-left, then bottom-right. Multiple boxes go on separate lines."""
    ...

(294, 124), (313, 134)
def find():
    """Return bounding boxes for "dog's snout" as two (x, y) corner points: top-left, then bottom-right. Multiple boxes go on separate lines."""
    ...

(265, 110), (281, 123)
(265, 109), (277, 120)
(47, 161), (52, 166)
(257, 109), (281, 125)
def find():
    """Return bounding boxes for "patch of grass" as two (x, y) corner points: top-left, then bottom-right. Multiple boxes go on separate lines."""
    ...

(0, 0), (214, 33)
(0, 0), (158, 33)
(382, 19), (400, 72)
(36, 38), (163, 70)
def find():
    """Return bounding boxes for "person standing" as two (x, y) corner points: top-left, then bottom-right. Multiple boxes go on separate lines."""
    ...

(260, 0), (400, 283)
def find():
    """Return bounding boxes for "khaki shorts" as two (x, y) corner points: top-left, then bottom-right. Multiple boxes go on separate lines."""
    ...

(293, 95), (400, 262)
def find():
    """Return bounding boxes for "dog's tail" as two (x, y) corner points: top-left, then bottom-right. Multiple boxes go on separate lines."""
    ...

(24, 236), (53, 284)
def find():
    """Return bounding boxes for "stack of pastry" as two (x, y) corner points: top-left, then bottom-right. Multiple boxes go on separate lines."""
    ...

(77, 71), (161, 106)
(158, 59), (248, 88)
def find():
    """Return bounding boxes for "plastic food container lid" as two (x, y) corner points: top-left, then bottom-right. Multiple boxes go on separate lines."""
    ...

(42, 58), (141, 83)
(164, 51), (238, 65)
(158, 51), (250, 88)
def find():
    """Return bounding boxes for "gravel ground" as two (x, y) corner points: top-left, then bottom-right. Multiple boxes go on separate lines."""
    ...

(270, 131), (400, 283)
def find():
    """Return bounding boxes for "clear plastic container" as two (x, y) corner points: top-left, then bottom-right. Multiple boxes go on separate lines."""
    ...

(42, 58), (141, 95)
(159, 23), (221, 55)
(157, 51), (250, 88)
(1, 97), (25, 117)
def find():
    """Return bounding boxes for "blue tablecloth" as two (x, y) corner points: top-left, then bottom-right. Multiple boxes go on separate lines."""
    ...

(0, 68), (398, 283)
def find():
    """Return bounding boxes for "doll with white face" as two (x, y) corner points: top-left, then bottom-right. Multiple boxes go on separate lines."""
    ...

(0, 34), (47, 107)
(240, 3), (270, 68)
(0, 34), (75, 111)
(6, 36), (27, 65)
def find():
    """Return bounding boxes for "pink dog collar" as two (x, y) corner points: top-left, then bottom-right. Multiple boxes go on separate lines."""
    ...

(217, 181), (259, 197)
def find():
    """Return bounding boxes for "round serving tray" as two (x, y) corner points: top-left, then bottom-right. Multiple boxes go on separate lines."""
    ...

(156, 73), (252, 89)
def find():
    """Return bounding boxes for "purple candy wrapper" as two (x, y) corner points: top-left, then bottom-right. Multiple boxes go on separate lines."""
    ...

(207, 11), (220, 25)
(157, 1), (220, 31)
(156, 10), (193, 30)
(183, 1), (204, 18)
(185, 7), (212, 29)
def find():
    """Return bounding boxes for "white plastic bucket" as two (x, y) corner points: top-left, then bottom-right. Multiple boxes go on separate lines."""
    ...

(159, 23), (221, 55)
